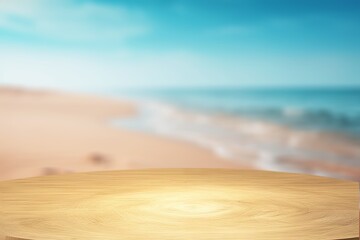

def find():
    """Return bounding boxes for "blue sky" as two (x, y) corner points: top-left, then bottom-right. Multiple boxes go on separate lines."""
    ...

(0, 0), (359, 90)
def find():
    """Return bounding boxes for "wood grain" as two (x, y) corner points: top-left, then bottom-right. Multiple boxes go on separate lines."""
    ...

(0, 169), (358, 240)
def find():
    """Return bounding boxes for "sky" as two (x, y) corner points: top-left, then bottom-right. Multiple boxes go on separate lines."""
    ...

(0, 0), (359, 90)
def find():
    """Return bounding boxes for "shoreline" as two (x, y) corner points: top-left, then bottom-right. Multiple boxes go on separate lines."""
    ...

(113, 98), (360, 181)
(0, 86), (243, 181)
(1, 86), (359, 182)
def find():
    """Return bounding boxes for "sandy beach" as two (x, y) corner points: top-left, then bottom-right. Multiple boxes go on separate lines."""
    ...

(0, 87), (240, 181)
(1, 87), (359, 181)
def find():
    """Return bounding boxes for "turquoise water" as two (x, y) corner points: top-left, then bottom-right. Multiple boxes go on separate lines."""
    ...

(104, 87), (360, 180)
(109, 88), (360, 137)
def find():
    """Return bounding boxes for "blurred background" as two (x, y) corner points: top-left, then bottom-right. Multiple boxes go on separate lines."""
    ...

(0, 0), (359, 181)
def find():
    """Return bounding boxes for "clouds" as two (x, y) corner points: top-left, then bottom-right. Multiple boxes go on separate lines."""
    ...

(0, 0), (150, 42)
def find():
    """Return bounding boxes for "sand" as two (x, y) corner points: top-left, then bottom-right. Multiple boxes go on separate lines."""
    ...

(0, 87), (240, 181)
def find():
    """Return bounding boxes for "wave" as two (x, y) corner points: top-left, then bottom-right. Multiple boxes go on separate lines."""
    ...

(231, 107), (360, 135)
(113, 99), (360, 181)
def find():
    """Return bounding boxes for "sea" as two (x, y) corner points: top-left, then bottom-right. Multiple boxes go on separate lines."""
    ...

(101, 87), (360, 180)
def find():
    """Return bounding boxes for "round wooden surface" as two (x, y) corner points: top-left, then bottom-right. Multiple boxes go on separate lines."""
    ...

(0, 169), (358, 240)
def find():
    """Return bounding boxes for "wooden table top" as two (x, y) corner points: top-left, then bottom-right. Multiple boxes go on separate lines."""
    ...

(0, 169), (358, 240)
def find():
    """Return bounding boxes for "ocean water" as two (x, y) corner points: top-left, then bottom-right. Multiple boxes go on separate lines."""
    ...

(105, 88), (360, 180)
(114, 88), (360, 136)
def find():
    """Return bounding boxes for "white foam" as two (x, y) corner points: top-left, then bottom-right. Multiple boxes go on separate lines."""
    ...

(283, 107), (303, 117)
(112, 99), (359, 180)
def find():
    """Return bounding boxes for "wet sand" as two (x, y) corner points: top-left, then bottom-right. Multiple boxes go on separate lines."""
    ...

(0, 87), (240, 181)
(0, 86), (359, 182)
(124, 101), (360, 181)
